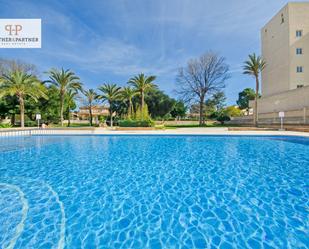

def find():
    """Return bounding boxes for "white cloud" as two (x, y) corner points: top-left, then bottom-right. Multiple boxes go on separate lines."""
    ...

(2, 0), (291, 102)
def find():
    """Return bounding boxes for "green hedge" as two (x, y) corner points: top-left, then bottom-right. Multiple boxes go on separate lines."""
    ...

(119, 119), (154, 127)
(0, 123), (12, 128)
(25, 121), (37, 127)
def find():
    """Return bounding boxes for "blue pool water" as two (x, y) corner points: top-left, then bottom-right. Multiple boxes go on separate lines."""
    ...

(0, 135), (308, 249)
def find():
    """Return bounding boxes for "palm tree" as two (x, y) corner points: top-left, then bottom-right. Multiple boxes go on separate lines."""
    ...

(243, 54), (266, 127)
(82, 89), (99, 126)
(65, 89), (78, 127)
(128, 73), (156, 112)
(0, 70), (48, 127)
(98, 83), (122, 128)
(121, 86), (137, 118)
(46, 68), (82, 126)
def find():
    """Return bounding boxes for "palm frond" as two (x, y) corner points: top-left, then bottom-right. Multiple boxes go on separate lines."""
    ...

(243, 53), (266, 77)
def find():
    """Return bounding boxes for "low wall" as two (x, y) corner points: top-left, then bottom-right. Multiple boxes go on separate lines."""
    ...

(228, 116), (254, 126)
(155, 120), (200, 126)
(240, 86), (309, 126)
(253, 86), (309, 113)
(230, 107), (309, 125)
(63, 120), (91, 124)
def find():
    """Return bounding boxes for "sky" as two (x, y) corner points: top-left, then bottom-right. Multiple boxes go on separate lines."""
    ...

(0, 0), (293, 105)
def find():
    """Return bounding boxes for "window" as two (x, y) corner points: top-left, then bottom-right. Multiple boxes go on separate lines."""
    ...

(297, 84), (304, 88)
(297, 66), (303, 73)
(296, 30), (303, 37)
(296, 48), (303, 55)
(281, 14), (284, 24)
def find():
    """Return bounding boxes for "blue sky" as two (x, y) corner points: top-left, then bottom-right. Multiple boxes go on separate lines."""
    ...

(0, 0), (291, 104)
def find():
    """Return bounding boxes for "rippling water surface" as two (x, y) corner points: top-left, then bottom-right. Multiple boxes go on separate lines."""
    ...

(0, 135), (308, 249)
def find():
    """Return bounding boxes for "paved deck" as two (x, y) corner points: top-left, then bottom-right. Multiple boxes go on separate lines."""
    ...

(101, 127), (309, 137)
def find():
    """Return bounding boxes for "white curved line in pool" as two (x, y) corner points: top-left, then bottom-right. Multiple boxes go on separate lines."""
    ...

(0, 183), (29, 249)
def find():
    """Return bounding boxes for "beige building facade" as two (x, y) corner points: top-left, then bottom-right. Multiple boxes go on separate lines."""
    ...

(253, 2), (309, 124)
(261, 2), (309, 96)
(70, 105), (110, 124)
(77, 105), (109, 120)
(232, 3), (309, 125)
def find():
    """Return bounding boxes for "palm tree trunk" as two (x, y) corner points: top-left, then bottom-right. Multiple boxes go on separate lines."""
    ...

(60, 92), (64, 127)
(110, 111), (113, 128)
(128, 99), (132, 118)
(89, 105), (93, 126)
(11, 114), (15, 126)
(254, 76), (259, 127)
(67, 106), (71, 127)
(109, 102), (113, 128)
(141, 90), (144, 110)
(19, 96), (25, 128)
(141, 90), (145, 120)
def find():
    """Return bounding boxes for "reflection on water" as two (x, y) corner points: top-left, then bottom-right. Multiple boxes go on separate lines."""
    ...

(0, 135), (308, 248)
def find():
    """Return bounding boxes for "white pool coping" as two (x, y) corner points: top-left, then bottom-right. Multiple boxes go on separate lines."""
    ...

(100, 128), (309, 137)
(10, 127), (306, 137)
(109, 128), (309, 136)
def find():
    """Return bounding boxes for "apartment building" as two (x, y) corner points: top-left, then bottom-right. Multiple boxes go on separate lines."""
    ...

(261, 2), (309, 96)
(255, 2), (309, 124)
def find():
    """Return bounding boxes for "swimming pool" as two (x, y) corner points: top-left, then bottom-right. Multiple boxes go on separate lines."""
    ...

(0, 135), (308, 248)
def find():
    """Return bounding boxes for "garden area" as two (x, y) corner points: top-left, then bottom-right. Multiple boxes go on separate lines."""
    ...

(0, 53), (257, 129)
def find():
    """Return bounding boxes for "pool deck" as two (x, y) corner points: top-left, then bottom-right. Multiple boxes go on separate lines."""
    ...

(15, 127), (308, 137)
(98, 127), (309, 136)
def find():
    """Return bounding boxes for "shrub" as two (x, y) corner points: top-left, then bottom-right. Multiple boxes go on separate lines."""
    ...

(224, 106), (243, 117)
(216, 113), (231, 124)
(119, 104), (155, 127)
(119, 119), (154, 127)
(134, 104), (151, 121)
(98, 116), (106, 124)
(0, 123), (12, 128)
(25, 121), (37, 127)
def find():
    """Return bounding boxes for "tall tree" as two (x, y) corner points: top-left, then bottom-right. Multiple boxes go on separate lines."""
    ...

(0, 70), (47, 127)
(204, 91), (226, 118)
(236, 88), (256, 113)
(170, 100), (187, 119)
(0, 58), (38, 76)
(177, 52), (230, 126)
(82, 89), (99, 126)
(121, 86), (137, 118)
(205, 91), (226, 111)
(128, 73), (156, 115)
(145, 88), (175, 119)
(0, 96), (19, 124)
(243, 54), (266, 127)
(65, 90), (78, 127)
(46, 68), (82, 126)
(37, 85), (61, 124)
(98, 84), (122, 128)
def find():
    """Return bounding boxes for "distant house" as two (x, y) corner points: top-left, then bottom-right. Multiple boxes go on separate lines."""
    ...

(74, 105), (110, 123)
